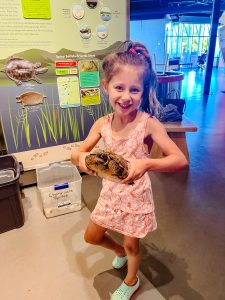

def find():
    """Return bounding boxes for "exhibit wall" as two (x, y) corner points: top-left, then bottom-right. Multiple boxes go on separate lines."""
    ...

(0, 0), (129, 153)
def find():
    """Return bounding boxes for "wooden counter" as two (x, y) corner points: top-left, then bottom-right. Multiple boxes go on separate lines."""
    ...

(150, 117), (197, 161)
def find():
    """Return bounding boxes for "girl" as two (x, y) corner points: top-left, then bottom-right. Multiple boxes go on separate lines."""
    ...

(71, 41), (188, 300)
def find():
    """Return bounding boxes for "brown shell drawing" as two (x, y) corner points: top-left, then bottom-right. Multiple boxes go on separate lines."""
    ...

(16, 91), (46, 107)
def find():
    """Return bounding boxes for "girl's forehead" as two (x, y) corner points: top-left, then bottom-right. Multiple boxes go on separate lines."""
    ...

(113, 65), (144, 79)
(118, 64), (143, 73)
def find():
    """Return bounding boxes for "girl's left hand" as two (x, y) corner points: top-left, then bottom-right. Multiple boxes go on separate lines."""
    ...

(121, 158), (148, 184)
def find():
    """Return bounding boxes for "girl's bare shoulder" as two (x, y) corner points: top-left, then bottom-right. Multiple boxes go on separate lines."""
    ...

(145, 115), (165, 135)
(93, 114), (111, 131)
(95, 115), (107, 125)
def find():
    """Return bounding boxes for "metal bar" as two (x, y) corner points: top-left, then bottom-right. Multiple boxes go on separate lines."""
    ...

(130, 3), (225, 20)
(203, 0), (221, 95)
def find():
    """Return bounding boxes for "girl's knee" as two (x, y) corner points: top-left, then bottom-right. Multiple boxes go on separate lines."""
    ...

(84, 221), (106, 245)
(84, 230), (103, 245)
(84, 231), (96, 244)
(124, 241), (140, 256)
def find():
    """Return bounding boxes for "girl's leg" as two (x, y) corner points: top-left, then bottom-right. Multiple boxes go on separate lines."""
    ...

(123, 236), (140, 285)
(84, 220), (126, 257)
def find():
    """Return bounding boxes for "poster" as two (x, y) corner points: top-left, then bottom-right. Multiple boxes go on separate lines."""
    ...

(0, 0), (128, 153)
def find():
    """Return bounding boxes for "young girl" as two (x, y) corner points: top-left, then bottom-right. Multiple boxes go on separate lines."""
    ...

(71, 41), (188, 300)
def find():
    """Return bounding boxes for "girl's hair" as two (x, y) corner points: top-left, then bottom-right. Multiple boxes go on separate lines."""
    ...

(102, 40), (161, 117)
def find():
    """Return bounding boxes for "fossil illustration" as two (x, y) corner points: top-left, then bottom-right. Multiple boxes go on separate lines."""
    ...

(1, 57), (48, 85)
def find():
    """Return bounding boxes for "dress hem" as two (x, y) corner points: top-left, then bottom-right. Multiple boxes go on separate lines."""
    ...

(90, 215), (157, 239)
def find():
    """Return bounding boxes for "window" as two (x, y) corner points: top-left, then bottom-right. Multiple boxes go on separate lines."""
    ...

(166, 22), (220, 66)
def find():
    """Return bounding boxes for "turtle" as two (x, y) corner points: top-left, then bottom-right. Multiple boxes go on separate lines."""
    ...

(16, 91), (46, 107)
(1, 57), (48, 85)
(85, 149), (129, 183)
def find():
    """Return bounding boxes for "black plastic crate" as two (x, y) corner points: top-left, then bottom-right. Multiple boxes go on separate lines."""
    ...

(0, 155), (24, 234)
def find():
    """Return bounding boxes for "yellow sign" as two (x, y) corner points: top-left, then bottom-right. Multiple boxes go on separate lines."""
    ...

(21, 0), (51, 19)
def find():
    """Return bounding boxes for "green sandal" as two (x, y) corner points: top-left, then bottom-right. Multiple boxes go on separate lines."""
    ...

(110, 277), (140, 300)
(112, 255), (127, 269)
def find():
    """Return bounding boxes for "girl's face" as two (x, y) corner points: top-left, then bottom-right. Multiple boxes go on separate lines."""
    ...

(103, 65), (144, 117)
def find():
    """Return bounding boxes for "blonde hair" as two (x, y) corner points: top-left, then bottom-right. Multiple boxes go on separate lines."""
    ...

(102, 41), (161, 116)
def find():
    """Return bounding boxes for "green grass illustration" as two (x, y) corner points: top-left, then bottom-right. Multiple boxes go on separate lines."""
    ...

(68, 108), (80, 141)
(36, 113), (48, 144)
(62, 109), (69, 141)
(8, 102), (19, 151)
(58, 109), (63, 139)
(3, 90), (112, 152)
(85, 95), (113, 122)
(79, 105), (85, 136)
(0, 115), (8, 152)
(35, 125), (41, 147)
(22, 109), (31, 148)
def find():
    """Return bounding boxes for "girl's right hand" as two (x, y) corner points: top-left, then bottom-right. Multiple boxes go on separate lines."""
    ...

(78, 152), (97, 176)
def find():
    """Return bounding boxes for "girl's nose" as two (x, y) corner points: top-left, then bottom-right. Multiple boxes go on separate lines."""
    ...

(121, 90), (130, 100)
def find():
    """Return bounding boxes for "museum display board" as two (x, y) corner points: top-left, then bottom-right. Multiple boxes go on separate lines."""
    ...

(0, 0), (129, 153)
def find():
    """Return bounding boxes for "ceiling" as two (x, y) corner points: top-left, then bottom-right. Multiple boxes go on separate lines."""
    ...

(130, 0), (225, 21)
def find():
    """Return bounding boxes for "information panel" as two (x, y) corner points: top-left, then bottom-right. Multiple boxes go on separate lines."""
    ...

(0, 0), (128, 153)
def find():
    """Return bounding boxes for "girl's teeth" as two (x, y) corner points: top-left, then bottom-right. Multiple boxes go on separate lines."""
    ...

(119, 102), (132, 108)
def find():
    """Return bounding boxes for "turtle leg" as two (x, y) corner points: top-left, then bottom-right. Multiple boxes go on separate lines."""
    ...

(9, 77), (22, 85)
(15, 79), (22, 85)
(32, 76), (42, 84)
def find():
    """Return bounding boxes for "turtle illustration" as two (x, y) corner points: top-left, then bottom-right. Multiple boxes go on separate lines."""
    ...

(85, 149), (129, 183)
(16, 91), (46, 107)
(1, 57), (48, 85)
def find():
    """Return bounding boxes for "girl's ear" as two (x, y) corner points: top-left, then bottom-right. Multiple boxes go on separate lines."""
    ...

(101, 79), (108, 94)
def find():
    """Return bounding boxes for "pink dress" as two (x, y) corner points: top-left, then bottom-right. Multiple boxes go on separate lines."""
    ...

(91, 112), (157, 238)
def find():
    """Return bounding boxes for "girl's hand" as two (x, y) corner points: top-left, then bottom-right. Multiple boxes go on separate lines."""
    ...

(78, 152), (97, 176)
(121, 158), (148, 184)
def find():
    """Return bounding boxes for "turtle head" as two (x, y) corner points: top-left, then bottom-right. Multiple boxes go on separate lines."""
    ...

(16, 96), (21, 103)
(34, 62), (42, 68)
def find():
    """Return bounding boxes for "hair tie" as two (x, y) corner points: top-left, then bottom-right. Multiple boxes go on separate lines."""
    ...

(128, 48), (138, 55)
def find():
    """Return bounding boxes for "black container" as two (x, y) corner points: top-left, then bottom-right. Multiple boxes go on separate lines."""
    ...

(0, 155), (24, 234)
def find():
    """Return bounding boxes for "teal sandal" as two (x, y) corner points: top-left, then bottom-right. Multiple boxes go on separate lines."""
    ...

(112, 255), (127, 269)
(110, 277), (140, 300)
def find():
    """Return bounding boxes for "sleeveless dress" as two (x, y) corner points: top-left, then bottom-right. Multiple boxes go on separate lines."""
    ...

(90, 112), (157, 238)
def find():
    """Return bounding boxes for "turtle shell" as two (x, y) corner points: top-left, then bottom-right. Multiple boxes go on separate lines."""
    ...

(3, 57), (48, 84)
(16, 91), (46, 106)
(85, 149), (129, 182)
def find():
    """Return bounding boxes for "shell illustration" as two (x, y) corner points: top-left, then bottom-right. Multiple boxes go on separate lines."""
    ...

(1, 57), (48, 85)
(16, 91), (46, 107)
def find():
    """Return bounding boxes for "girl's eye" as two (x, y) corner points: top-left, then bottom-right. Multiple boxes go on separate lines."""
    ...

(115, 86), (123, 91)
(131, 88), (140, 93)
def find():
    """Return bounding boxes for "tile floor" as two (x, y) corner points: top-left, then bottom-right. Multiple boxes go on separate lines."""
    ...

(0, 186), (166, 300)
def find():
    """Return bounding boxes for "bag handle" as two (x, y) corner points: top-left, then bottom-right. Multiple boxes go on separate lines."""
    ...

(167, 89), (180, 99)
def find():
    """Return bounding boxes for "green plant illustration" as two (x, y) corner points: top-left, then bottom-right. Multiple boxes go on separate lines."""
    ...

(8, 102), (19, 151)
(2, 92), (112, 153)
(35, 125), (41, 147)
(79, 105), (85, 136)
(85, 93), (113, 122)
(0, 115), (8, 152)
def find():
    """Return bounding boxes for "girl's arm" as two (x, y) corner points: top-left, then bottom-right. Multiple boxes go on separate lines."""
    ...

(71, 117), (104, 174)
(144, 117), (189, 171)
(122, 118), (188, 183)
